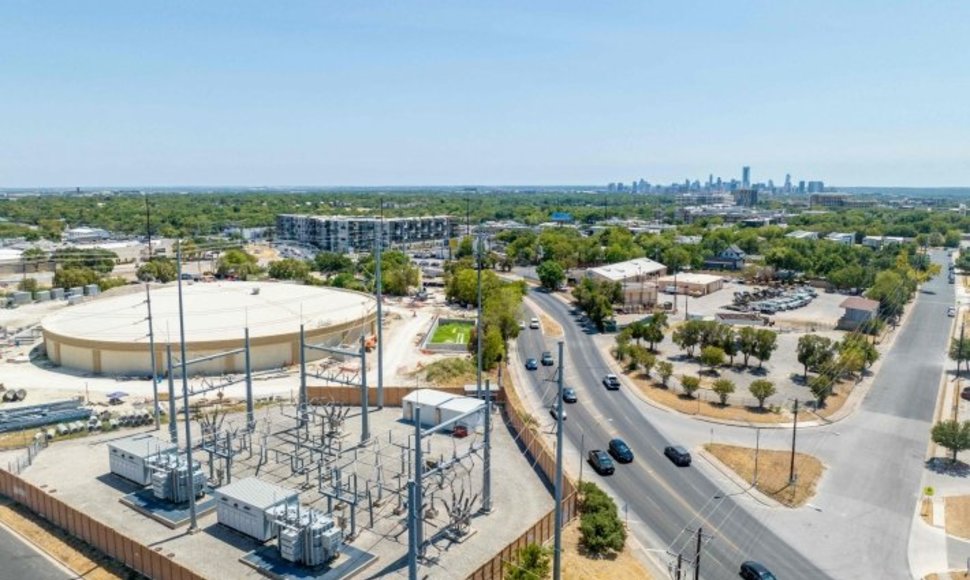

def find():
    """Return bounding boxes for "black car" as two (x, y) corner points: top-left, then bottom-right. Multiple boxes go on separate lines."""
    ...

(664, 445), (692, 467)
(541, 351), (555, 366)
(562, 388), (578, 403)
(602, 374), (621, 390)
(608, 438), (634, 463)
(587, 450), (615, 475)
(739, 561), (776, 580)
(525, 358), (539, 370)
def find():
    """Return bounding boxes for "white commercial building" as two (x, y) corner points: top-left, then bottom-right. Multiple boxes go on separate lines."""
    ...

(108, 434), (178, 485)
(586, 257), (667, 284)
(825, 232), (855, 245)
(213, 477), (299, 542)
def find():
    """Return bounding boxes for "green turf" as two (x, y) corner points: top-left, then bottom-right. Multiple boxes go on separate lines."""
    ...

(430, 321), (473, 345)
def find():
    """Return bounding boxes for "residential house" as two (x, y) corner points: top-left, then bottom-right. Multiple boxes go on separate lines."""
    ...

(704, 245), (746, 270)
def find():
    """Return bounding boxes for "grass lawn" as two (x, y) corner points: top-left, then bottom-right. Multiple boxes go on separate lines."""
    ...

(705, 443), (824, 508)
(430, 321), (473, 345)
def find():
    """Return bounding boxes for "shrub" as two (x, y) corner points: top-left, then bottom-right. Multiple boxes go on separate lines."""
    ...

(577, 482), (626, 557)
(505, 543), (550, 580)
(680, 375), (701, 398)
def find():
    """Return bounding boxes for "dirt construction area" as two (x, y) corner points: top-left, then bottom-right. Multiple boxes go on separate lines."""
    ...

(12, 401), (551, 579)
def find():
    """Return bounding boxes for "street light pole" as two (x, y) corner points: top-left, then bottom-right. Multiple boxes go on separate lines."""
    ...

(553, 340), (565, 580)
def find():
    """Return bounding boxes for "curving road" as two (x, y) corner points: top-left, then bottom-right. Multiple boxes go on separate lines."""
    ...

(517, 292), (831, 580)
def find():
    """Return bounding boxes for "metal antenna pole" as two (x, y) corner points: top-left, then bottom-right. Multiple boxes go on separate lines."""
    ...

(360, 334), (370, 444)
(176, 242), (198, 531)
(482, 378), (492, 512)
(553, 340), (565, 580)
(376, 201), (385, 409)
(789, 399), (799, 484)
(147, 284), (159, 430)
(476, 230), (483, 399)
(299, 324), (307, 415)
(414, 407), (424, 555)
(166, 344), (177, 444)
(407, 479), (418, 580)
(244, 327), (254, 430)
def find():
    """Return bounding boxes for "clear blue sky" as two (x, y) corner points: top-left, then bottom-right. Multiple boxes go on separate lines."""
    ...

(2, 1), (968, 187)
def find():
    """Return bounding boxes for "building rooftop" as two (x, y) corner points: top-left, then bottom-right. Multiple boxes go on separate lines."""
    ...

(587, 258), (666, 282)
(402, 388), (458, 407)
(658, 273), (724, 285)
(107, 434), (176, 459)
(840, 296), (880, 313)
(213, 477), (298, 510)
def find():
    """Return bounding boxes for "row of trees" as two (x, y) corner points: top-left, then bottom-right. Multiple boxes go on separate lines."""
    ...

(795, 333), (880, 405)
(670, 321), (779, 369)
(572, 277), (623, 331)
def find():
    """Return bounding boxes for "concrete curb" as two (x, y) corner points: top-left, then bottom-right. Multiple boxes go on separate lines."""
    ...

(694, 448), (783, 508)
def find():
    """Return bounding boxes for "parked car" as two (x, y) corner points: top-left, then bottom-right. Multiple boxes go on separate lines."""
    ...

(608, 438), (634, 463)
(562, 388), (578, 403)
(961, 386), (970, 401)
(541, 351), (555, 366)
(664, 445), (692, 467)
(602, 374), (621, 390)
(739, 561), (777, 580)
(530, 317), (540, 329)
(948, 306), (957, 317)
(587, 450), (615, 475)
(549, 406), (567, 421)
(525, 358), (539, 370)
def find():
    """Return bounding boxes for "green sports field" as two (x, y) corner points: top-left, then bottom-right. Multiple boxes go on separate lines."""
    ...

(430, 321), (473, 345)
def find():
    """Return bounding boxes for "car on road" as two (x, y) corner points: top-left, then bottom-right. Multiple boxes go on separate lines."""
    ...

(525, 358), (539, 370)
(602, 374), (621, 390)
(948, 306), (956, 317)
(587, 450), (615, 475)
(962, 387), (970, 401)
(608, 438), (634, 463)
(549, 406), (567, 421)
(518, 320), (526, 330)
(739, 560), (777, 580)
(562, 388), (578, 403)
(664, 445), (692, 467)
(541, 351), (555, 366)
(529, 317), (540, 329)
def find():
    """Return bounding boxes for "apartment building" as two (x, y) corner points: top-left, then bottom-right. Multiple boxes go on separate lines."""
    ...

(276, 215), (453, 253)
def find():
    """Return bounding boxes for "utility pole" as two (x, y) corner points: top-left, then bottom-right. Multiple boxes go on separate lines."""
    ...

(376, 200), (385, 409)
(244, 327), (254, 430)
(407, 479), (417, 580)
(789, 399), (799, 485)
(475, 229), (483, 400)
(482, 379), (492, 512)
(693, 527), (703, 580)
(553, 340), (565, 580)
(166, 344), (177, 444)
(176, 242), (198, 532)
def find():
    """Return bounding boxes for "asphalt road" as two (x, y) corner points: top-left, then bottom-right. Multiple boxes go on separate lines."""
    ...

(0, 523), (71, 580)
(518, 292), (830, 580)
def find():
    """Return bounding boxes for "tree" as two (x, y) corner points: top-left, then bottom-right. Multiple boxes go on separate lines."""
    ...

(932, 420), (970, 462)
(809, 374), (835, 406)
(680, 375), (701, 398)
(17, 278), (39, 293)
(505, 544), (550, 580)
(712, 378), (735, 406)
(268, 258), (311, 280)
(797, 334), (835, 380)
(314, 252), (353, 274)
(951, 337), (970, 376)
(52, 248), (117, 274)
(217, 249), (262, 278)
(456, 236), (475, 259)
(642, 313), (668, 352)
(840, 334), (879, 370)
(536, 260), (565, 292)
(754, 328), (779, 368)
(468, 325), (506, 371)
(719, 327), (738, 365)
(657, 361), (674, 387)
(672, 321), (703, 357)
(630, 348), (656, 377)
(749, 379), (776, 410)
(738, 326), (758, 367)
(137, 258), (178, 283)
(699, 346), (725, 372)
(53, 267), (100, 289)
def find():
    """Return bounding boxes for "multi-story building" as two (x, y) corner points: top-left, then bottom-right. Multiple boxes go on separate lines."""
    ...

(810, 193), (848, 208)
(276, 215), (453, 253)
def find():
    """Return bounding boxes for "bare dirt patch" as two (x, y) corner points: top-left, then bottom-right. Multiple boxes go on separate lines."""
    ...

(0, 500), (128, 579)
(705, 443), (824, 508)
(945, 496), (970, 541)
(559, 519), (652, 580)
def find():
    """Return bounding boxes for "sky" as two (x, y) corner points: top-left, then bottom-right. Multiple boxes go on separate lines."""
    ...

(1, 1), (969, 188)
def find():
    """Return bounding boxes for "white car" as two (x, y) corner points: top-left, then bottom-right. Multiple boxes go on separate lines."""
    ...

(948, 306), (956, 317)
(530, 317), (540, 329)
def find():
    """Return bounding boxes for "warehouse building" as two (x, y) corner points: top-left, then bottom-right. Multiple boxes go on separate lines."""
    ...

(276, 214), (454, 253)
(585, 257), (667, 285)
(108, 434), (178, 485)
(657, 273), (725, 297)
(213, 477), (300, 542)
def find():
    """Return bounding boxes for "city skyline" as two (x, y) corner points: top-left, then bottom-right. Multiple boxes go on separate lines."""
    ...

(2, 1), (969, 187)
